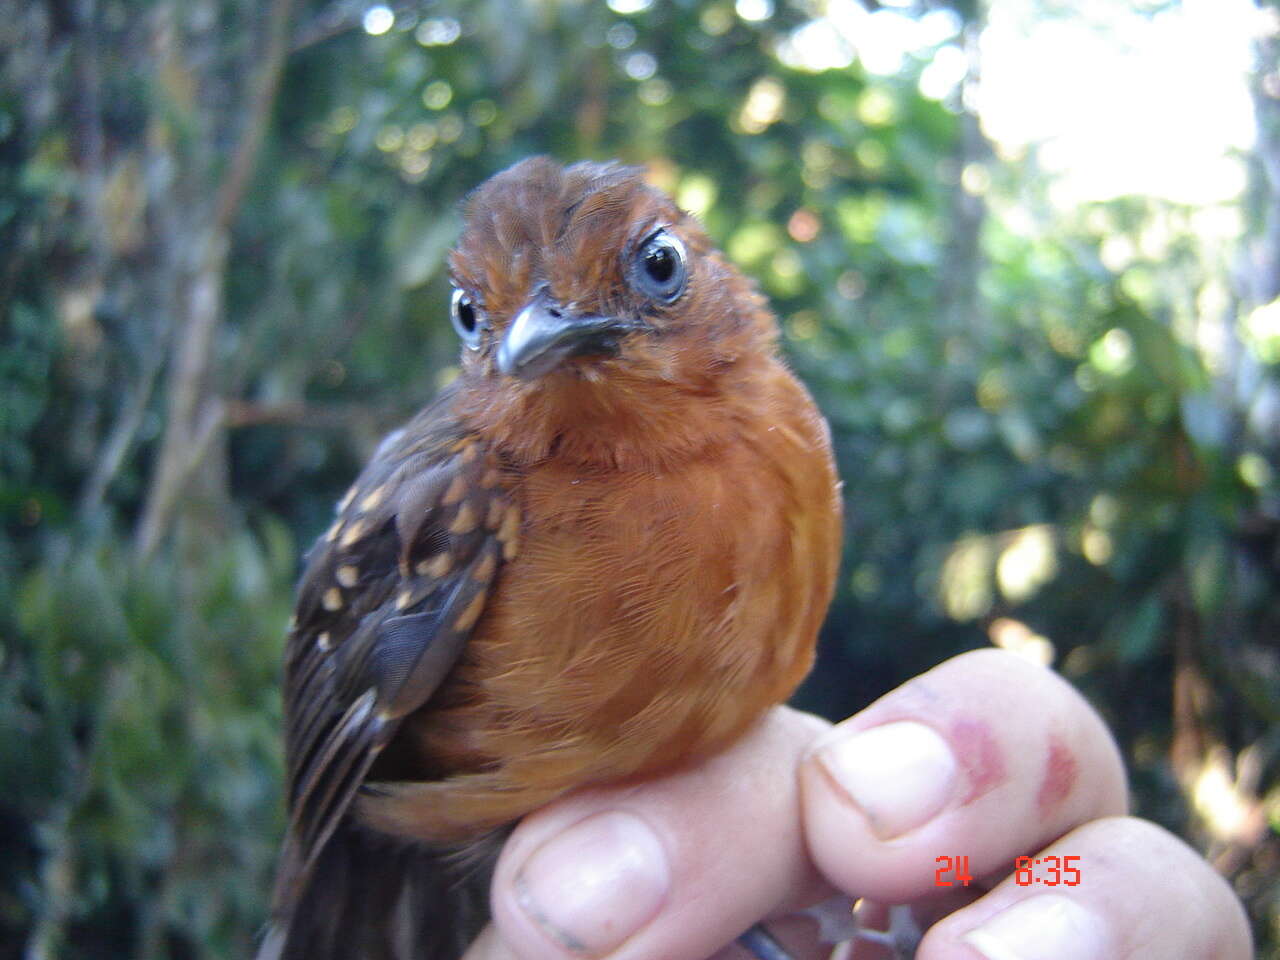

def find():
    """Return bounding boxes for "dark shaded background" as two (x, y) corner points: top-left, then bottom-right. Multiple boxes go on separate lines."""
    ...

(1, 0), (1277, 955)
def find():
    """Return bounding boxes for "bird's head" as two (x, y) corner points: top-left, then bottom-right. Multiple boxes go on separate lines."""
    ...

(445, 157), (782, 469)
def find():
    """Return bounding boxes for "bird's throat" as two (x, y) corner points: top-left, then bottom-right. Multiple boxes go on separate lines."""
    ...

(456, 363), (767, 473)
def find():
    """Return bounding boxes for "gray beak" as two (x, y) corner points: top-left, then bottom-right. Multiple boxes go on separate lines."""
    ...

(497, 292), (632, 379)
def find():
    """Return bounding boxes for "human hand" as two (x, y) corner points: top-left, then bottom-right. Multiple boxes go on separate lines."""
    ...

(463, 650), (1252, 960)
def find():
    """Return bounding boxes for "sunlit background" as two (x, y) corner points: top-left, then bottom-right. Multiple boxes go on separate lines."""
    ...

(1, 0), (1277, 956)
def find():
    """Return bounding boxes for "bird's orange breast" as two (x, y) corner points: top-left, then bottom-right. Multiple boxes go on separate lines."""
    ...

(358, 362), (841, 844)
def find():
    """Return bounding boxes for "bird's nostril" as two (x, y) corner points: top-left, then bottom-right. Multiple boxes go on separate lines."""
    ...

(547, 305), (562, 319)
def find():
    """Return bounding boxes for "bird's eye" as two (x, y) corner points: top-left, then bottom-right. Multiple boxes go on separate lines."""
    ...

(450, 288), (486, 350)
(632, 230), (688, 304)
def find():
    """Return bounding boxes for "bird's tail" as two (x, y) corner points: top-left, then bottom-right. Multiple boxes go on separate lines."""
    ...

(258, 822), (497, 960)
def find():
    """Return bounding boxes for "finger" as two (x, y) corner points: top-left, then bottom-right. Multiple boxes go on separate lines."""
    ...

(489, 706), (837, 960)
(919, 816), (1253, 959)
(462, 926), (515, 960)
(799, 650), (1128, 904)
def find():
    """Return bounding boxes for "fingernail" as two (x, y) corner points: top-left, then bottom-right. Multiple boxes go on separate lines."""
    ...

(961, 895), (1111, 960)
(814, 721), (956, 839)
(514, 811), (669, 956)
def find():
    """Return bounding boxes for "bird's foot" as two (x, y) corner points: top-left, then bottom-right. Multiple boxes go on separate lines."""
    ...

(843, 903), (922, 960)
(737, 923), (793, 960)
(738, 902), (921, 960)
(798, 896), (860, 942)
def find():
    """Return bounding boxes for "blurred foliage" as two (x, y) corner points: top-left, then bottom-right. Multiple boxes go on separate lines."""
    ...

(1, 0), (1277, 956)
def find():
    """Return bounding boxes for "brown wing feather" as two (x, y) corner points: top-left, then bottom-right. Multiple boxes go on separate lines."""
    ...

(267, 386), (514, 946)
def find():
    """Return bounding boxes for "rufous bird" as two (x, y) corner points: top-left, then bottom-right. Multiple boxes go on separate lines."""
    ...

(260, 157), (843, 960)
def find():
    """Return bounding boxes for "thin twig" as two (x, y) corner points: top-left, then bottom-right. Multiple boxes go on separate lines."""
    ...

(77, 350), (161, 520)
(225, 399), (398, 428)
(290, 0), (423, 54)
(212, 0), (295, 237)
(135, 0), (295, 559)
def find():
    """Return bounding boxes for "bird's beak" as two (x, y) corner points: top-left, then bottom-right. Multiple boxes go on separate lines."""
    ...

(497, 291), (632, 379)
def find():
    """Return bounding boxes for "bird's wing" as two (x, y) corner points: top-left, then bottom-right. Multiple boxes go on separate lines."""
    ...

(275, 386), (515, 905)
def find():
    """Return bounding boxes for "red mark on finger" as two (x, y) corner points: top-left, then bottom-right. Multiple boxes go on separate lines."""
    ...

(951, 719), (1007, 804)
(1037, 734), (1078, 814)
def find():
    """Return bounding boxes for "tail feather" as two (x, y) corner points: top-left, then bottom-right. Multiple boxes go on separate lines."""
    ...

(259, 822), (496, 960)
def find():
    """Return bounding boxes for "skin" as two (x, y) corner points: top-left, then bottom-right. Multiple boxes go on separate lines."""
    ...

(459, 650), (1253, 960)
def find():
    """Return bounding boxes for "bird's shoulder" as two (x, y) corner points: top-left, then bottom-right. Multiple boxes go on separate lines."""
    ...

(289, 392), (516, 658)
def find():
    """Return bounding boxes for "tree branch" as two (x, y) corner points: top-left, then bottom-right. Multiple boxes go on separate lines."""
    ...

(290, 0), (422, 54)
(77, 349), (161, 521)
(212, 0), (295, 236)
(225, 399), (399, 429)
(134, 0), (295, 560)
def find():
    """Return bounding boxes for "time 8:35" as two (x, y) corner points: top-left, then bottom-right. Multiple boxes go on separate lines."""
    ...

(934, 855), (1082, 887)
(1016, 855), (1082, 886)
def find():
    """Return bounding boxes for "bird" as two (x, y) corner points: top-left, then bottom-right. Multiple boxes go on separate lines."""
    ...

(259, 156), (844, 960)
